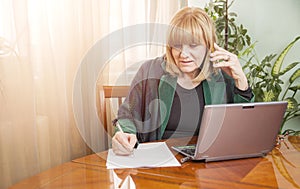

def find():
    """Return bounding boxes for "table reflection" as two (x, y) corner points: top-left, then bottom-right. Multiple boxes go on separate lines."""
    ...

(269, 135), (300, 188)
(9, 136), (300, 189)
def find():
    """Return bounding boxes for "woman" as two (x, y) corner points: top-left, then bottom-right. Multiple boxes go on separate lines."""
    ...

(112, 7), (254, 155)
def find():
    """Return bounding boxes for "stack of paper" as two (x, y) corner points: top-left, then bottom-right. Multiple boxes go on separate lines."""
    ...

(106, 142), (181, 169)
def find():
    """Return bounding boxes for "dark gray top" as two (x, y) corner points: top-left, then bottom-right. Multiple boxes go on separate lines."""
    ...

(162, 82), (204, 139)
(162, 81), (253, 139)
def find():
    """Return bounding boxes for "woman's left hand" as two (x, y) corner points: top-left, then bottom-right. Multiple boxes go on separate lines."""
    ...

(210, 43), (249, 90)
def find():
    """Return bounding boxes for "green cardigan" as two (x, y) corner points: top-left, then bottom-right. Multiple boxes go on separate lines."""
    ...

(117, 56), (254, 142)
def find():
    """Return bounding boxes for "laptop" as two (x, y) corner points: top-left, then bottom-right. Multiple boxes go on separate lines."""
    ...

(171, 101), (288, 163)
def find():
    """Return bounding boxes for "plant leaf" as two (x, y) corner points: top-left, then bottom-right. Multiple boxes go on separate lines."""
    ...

(240, 42), (256, 57)
(289, 85), (300, 92)
(262, 54), (277, 64)
(279, 62), (300, 75)
(289, 68), (300, 83)
(272, 36), (300, 77)
(263, 91), (275, 102)
(228, 12), (237, 17)
(284, 97), (298, 112)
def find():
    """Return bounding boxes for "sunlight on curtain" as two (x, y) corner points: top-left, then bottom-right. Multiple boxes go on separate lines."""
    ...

(0, 0), (183, 188)
(95, 0), (182, 152)
(100, 0), (182, 86)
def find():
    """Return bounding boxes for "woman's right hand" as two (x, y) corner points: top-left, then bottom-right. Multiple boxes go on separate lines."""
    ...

(112, 132), (137, 155)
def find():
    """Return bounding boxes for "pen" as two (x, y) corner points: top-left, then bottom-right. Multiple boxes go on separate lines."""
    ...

(116, 121), (124, 133)
(115, 121), (135, 155)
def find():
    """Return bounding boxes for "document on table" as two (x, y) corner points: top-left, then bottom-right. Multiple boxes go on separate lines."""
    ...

(106, 142), (181, 169)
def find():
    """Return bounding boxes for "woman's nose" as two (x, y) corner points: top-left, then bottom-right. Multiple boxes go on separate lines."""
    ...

(179, 45), (190, 57)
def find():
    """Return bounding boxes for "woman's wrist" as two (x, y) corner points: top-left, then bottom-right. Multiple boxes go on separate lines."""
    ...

(234, 75), (249, 91)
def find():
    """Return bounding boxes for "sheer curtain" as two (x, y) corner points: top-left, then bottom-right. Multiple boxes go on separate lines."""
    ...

(0, 0), (183, 188)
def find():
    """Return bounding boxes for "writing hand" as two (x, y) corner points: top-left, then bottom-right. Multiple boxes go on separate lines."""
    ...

(112, 132), (137, 156)
(210, 43), (248, 90)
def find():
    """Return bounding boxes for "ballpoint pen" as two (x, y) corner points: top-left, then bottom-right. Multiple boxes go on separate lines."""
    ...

(115, 121), (135, 155)
(115, 121), (124, 134)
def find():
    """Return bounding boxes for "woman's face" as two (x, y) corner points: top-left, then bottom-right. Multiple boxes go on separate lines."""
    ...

(171, 43), (207, 78)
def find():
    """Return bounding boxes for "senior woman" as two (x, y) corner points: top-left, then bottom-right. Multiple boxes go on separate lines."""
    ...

(111, 7), (254, 155)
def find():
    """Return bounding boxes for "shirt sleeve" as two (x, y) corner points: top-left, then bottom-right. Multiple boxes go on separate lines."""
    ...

(234, 86), (254, 101)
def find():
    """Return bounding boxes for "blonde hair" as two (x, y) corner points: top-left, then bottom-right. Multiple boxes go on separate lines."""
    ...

(165, 7), (217, 82)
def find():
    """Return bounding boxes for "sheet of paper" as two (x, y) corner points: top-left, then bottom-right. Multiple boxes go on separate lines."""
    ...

(106, 142), (181, 169)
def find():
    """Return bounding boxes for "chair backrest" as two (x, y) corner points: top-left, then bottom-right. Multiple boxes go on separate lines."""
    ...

(97, 85), (130, 148)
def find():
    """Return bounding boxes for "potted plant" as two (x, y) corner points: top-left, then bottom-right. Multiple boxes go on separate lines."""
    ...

(205, 0), (300, 134)
(243, 36), (300, 133)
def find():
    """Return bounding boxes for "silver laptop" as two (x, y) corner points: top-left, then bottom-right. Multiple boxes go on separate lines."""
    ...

(172, 101), (288, 163)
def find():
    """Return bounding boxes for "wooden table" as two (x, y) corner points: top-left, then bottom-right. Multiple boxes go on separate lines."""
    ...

(10, 136), (300, 189)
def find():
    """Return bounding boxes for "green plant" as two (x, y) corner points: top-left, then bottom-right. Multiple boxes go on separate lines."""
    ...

(243, 36), (300, 132)
(204, 0), (300, 134)
(205, 0), (252, 55)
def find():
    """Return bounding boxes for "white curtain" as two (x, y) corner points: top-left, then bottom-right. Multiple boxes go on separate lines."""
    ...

(0, 0), (182, 188)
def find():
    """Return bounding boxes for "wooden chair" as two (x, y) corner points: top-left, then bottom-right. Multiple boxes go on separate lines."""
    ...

(97, 85), (130, 148)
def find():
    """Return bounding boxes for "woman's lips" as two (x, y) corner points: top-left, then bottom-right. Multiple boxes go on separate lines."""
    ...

(180, 60), (193, 64)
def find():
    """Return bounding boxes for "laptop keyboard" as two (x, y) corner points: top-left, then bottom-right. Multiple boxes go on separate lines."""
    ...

(178, 145), (196, 156)
(181, 148), (195, 156)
